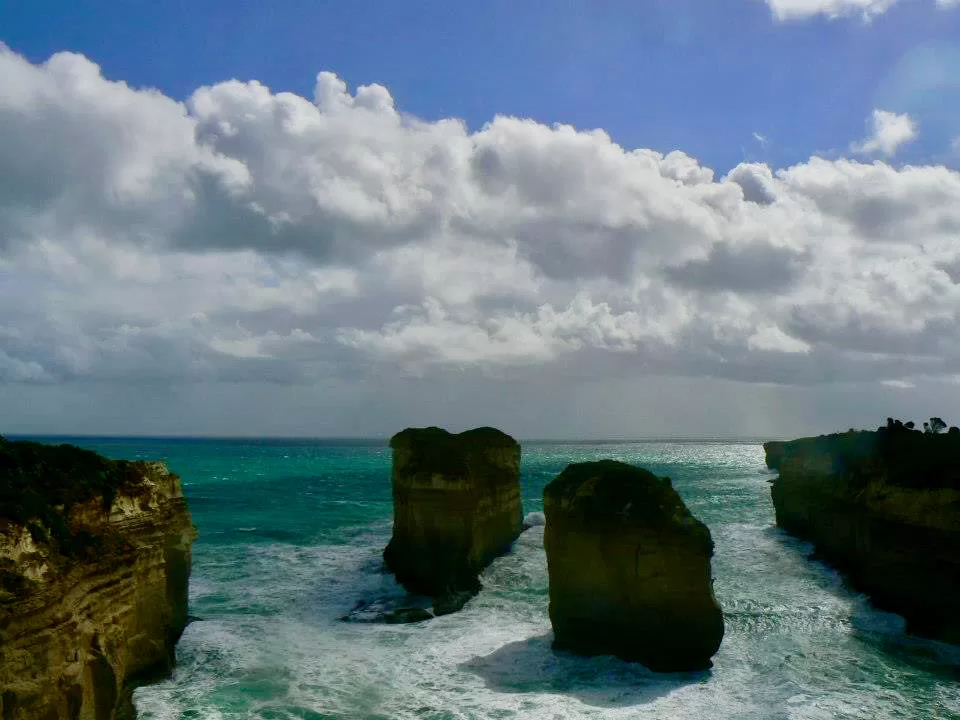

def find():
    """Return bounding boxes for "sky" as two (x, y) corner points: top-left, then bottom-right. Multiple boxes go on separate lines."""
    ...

(2, 0), (960, 439)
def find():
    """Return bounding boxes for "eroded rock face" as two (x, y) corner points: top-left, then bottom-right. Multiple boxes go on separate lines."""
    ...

(383, 427), (522, 609)
(544, 460), (723, 672)
(766, 426), (960, 645)
(0, 438), (196, 719)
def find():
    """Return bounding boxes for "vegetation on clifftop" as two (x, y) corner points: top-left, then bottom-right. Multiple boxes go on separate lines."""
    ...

(0, 436), (148, 557)
(545, 460), (713, 552)
(389, 426), (519, 478)
(765, 418), (960, 490)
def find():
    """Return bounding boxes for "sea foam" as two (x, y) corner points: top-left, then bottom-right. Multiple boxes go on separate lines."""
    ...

(130, 439), (960, 720)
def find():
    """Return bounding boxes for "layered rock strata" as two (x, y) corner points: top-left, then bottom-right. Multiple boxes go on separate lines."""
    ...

(544, 460), (723, 672)
(0, 437), (196, 719)
(766, 425), (960, 645)
(383, 427), (522, 613)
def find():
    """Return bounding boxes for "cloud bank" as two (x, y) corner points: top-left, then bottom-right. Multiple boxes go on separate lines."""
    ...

(2, 47), (960, 434)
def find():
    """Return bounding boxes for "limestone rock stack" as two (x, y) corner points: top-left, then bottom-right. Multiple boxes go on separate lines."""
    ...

(383, 426), (522, 613)
(543, 460), (723, 672)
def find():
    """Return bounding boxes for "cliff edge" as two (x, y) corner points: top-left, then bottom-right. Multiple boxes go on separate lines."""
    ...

(383, 426), (522, 614)
(544, 460), (724, 672)
(765, 423), (960, 645)
(0, 437), (197, 719)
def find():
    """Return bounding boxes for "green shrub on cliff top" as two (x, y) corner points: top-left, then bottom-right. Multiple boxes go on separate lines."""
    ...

(772, 420), (960, 490)
(0, 436), (148, 557)
(389, 426), (519, 479)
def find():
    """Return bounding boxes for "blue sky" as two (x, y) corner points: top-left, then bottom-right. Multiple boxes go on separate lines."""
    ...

(4, 1), (960, 437)
(3, 0), (959, 173)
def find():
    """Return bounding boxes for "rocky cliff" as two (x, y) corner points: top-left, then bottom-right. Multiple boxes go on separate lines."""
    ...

(543, 460), (723, 672)
(383, 427), (522, 613)
(0, 437), (196, 719)
(765, 425), (960, 645)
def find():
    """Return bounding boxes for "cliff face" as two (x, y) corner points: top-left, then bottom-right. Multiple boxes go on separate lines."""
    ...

(0, 438), (196, 720)
(766, 428), (960, 645)
(383, 427), (522, 611)
(544, 460), (723, 672)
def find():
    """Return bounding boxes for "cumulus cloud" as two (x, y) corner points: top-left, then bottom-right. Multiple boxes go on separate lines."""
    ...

(3, 45), (960, 410)
(664, 241), (809, 293)
(851, 109), (919, 157)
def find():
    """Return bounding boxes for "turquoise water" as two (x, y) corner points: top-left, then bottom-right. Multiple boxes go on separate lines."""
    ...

(31, 437), (960, 719)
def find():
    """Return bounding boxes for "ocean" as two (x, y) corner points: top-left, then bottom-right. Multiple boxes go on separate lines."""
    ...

(28, 437), (960, 719)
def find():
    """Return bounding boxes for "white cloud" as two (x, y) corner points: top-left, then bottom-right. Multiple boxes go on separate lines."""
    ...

(764, 0), (959, 20)
(764, 0), (898, 21)
(881, 379), (915, 389)
(851, 109), (918, 157)
(3, 45), (960, 419)
(748, 326), (811, 354)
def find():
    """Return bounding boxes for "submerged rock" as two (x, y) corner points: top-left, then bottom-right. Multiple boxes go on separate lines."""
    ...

(341, 599), (435, 625)
(766, 425), (960, 645)
(383, 607), (434, 624)
(0, 436), (196, 720)
(432, 590), (475, 616)
(383, 426), (523, 613)
(543, 460), (723, 672)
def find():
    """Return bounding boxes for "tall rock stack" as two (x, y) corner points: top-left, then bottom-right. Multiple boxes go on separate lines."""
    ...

(384, 427), (523, 613)
(543, 460), (723, 672)
(0, 437), (197, 720)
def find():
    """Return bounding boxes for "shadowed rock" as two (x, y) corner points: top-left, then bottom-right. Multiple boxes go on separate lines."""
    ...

(383, 426), (523, 614)
(543, 460), (723, 672)
(765, 423), (960, 645)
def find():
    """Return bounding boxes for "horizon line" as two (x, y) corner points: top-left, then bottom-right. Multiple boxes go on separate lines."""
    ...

(4, 432), (786, 444)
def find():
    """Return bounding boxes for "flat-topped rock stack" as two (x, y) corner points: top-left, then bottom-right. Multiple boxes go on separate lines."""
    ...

(383, 426), (523, 615)
(543, 460), (723, 672)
